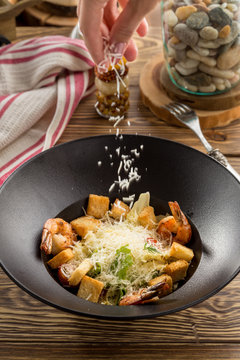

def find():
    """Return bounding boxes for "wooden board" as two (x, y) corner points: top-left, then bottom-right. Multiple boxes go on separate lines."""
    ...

(24, 5), (77, 26)
(140, 53), (240, 129)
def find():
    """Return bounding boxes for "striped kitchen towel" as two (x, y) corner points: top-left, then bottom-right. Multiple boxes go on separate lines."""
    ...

(0, 36), (95, 186)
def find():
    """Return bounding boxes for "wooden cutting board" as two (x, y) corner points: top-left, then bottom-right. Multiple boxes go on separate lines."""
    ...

(140, 53), (240, 129)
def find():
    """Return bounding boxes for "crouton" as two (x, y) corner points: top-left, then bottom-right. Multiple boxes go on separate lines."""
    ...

(47, 248), (74, 269)
(77, 275), (104, 303)
(148, 274), (173, 296)
(68, 259), (93, 286)
(164, 259), (189, 283)
(138, 206), (156, 229)
(110, 199), (130, 219)
(71, 216), (100, 238)
(87, 194), (110, 219)
(169, 241), (194, 262)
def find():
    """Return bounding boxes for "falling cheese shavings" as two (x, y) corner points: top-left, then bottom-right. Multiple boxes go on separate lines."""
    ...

(113, 116), (124, 128)
(95, 38), (144, 203)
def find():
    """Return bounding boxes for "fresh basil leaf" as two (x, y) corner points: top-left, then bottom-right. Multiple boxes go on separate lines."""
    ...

(111, 245), (133, 280)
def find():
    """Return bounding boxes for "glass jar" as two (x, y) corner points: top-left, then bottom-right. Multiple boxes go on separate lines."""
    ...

(95, 57), (130, 118)
(161, 0), (240, 95)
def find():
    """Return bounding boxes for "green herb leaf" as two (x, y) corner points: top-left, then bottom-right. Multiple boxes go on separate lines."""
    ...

(144, 243), (159, 253)
(88, 262), (101, 278)
(111, 245), (133, 280)
(116, 287), (126, 305)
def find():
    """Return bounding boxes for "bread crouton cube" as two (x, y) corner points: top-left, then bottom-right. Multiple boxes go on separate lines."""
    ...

(77, 275), (104, 303)
(69, 259), (93, 286)
(87, 194), (110, 219)
(169, 241), (194, 262)
(164, 259), (189, 283)
(47, 248), (74, 269)
(110, 199), (130, 219)
(148, 274), (173, 296)
(71, 216), (100, 238)
(138, 206), (156, 229)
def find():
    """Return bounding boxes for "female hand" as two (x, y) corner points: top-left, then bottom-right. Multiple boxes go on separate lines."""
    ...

(78, 0), (160, 64)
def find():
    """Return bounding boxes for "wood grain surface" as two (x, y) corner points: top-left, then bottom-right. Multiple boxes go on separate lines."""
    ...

(0, 25), (239, 360)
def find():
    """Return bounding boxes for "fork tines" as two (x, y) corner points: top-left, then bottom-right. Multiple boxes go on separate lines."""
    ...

(164, 102), (191, 116)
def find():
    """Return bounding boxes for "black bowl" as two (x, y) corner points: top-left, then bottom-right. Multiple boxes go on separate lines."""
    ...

(0, 135), (239, 320)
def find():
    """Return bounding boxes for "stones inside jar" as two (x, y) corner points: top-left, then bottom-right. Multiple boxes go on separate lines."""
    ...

(163, 0), (240, 93)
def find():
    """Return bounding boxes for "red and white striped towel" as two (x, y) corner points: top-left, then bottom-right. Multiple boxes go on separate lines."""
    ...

(0, 36), (95, 186)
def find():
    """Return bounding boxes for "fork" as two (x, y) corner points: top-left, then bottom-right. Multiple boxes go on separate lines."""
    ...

(162, 102), (240, 183)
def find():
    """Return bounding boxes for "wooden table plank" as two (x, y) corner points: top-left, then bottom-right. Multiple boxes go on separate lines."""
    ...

(0, 269), (239, 345)
(1, 343), (240, 360)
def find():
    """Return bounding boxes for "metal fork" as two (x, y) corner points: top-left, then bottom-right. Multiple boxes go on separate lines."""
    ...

(162, 102), (240, 183)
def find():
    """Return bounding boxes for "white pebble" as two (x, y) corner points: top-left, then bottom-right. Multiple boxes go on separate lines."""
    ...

(175, 63), (198, 76)
(198, 39), (220, 49)
(200, 26), (219, 41)
(221, 3), (227, 9)
(199, 83), (216, 92)
(225, 79), (231, 88)
(212, 77), (225, 85)
(178, 58), (199, 69)
(199, 64), (235, 79)
(165, 10), (178, 27)
(227, 3), (238, 12)
(191, 46), (209, 57)
(208, 4), (220, 9)
(187, 50), (217, 67)
(178, 77), (198, 92)
(216, 83), (226, 90)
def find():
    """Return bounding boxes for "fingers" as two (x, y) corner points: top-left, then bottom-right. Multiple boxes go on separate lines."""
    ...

(118, 0), (148, 37)
(79, 0), (108, 64)
(103, 0), (119, 30)
(136, 18), (149, 37)
(124, 39), (138, 61)
(110, 0), (159, 45)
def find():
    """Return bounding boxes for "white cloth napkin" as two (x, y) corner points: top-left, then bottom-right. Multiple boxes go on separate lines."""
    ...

(0, 35), (95, 186)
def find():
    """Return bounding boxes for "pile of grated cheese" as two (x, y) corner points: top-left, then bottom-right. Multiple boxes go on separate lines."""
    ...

(72, 207), (170, 304)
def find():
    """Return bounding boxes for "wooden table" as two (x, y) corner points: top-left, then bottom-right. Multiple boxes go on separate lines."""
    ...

(0, 26), (240, 360)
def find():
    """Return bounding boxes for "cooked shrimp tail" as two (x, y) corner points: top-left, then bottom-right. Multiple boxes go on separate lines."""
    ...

(40, 218), (77, 255)
(157, 201), (192, 245)
(41, 228), (53, 255)
(119, 281), (169, 306)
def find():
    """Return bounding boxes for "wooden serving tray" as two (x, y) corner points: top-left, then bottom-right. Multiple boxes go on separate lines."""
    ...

(140, 53), (240, 129)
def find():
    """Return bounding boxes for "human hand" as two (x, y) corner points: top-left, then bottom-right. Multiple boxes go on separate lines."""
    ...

(78, 0), (160, 64)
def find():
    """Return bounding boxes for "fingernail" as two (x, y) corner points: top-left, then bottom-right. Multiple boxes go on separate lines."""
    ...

(110, 42), (127, 56)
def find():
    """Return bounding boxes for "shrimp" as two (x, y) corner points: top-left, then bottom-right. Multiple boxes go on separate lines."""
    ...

(40, 218), (77, 255)
(119, 281), (169, 306)
(157, 201), (192, 245)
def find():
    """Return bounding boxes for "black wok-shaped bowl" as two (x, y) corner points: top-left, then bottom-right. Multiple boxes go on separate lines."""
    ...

(0, 135), (239, 320)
